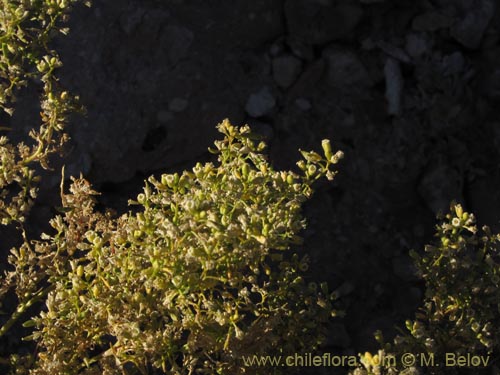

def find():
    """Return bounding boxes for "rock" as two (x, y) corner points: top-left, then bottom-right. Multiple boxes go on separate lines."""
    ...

(272, 54), (303, 88)
(323, 47), (372, 89)
(392, 255), (419, 282)
(451, 0), (495, 49)
(384, 57), (404, 115)
(442, 51), (465, 76)
(405, 33), (430, 58)
(294, 97), (312, 111)
(168, 98), (188, 112)
(412, 11), (452, 31)
(286, 36), (314, 61)
(287, 59), (326, 99)
(335, 281), (355, 297)
(284, 1), (363, 44)
(245, 87), (276, 118)
(377, 41), (411, 64)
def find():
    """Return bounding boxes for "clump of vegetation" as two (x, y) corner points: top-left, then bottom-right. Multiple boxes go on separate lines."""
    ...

(0, 0), (87, 371)
(1, 4), (343, 372)
(0, 0), (87, 225)
(17, 120), (342, 374)
(350, 203), (500, 375)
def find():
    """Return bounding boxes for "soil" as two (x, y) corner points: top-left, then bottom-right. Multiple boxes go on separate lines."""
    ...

(3, 0), (500, 374)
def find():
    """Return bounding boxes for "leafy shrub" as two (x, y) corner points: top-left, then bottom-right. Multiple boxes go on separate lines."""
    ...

(20, 120), (344, 374)
(350, 203), (500, 375)
(0, 0), (87, 371)
(0, 0), (87, 226)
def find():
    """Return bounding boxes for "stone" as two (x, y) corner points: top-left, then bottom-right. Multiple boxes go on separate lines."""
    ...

(286, 37), (314, 61)
(272, 54), (303, 88)
(323, 47), (372, 89)
(245, 87), (276, 118)
(442, 51), (465, 76)
(405, 33), (430, 58)
(450, 0), (495, 49)
(335, 281), (355, 297)
(384, 57), (403, 115)
(377, 41), (411, 64)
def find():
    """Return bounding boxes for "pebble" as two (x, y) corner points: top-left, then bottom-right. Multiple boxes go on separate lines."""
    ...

(442, 51), (465, 76)
(245, 87), (276, 118)
(335, 281), (355, 297)
(286, 37), (314, 61)
(323, 47), (372, 89)
(384, 57), (403, 115)
(272, 54), (303, 88)
(451, 0), (494, 49)
(377, 41), (411, 64)
(405, 33), (429, 58)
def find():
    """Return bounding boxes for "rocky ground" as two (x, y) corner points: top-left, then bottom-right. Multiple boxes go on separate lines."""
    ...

(3, 0), (500, 373)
